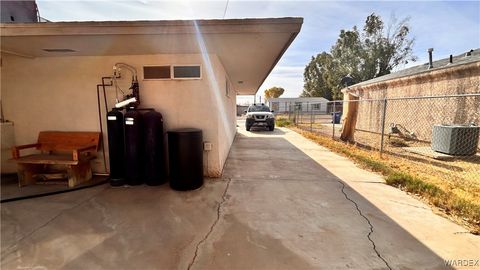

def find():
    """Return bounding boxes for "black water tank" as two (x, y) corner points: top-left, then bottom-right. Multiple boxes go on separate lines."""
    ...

(124, 108), (144, 185)
(168, 128), (203, 191)
(106, 108), (125, 186)
(143, 110), (166, 185)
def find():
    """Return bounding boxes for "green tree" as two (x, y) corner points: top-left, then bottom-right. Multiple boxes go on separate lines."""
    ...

(301, 13), (417, 99)
(264, 87), (285, 100)
(360, 14), (416, 78)
(301, 52), (342, 100)
(330, 27), (364, 81)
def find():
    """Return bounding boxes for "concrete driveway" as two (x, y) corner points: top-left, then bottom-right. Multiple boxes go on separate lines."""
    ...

(1, 123), (479, 269)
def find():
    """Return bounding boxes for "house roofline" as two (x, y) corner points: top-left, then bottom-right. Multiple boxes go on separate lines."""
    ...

(0, 17), (303, 96)
(342, 60), (480, 94)
(0, 17), (303, 36)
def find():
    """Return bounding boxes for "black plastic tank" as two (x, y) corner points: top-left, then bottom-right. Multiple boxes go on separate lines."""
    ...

(124, 108), (144, 185)
(106, 108), (125, 186)
(168, 128), (203, 191)
(143, 110), (166, 185)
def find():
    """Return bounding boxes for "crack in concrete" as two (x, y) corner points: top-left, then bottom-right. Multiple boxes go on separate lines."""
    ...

(338, 181), (392, 270)
(1, 186), (107, 260)
(187, 178), (231, 270)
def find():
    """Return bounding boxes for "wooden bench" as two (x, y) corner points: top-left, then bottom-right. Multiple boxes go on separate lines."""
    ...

(11, 131), (101, 187)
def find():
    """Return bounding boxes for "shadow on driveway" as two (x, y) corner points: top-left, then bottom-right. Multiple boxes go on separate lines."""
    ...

(194, 131), (454, 269)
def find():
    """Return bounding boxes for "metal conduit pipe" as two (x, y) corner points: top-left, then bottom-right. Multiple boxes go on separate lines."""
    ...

(97, 76), (114, 175)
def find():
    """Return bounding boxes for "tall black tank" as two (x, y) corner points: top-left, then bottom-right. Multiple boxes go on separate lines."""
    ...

(106, 108), (125, 186)
(168, 128), (203, 191)
(143, 110), (166, 185)
(124, 108), (144, 185)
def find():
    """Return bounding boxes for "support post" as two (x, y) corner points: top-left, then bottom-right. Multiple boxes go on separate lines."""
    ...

(287, 102), (290, 120)
(300, 105), (302, 124)
(295, 103), (298, 125)
(380, 98), (388, 156)
(17, 164), (44, 186)
(310, 106), (314, 132)
(332, 101), (336, 139)
(67, 161), (93, 187)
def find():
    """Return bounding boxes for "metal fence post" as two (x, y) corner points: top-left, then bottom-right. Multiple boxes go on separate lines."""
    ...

(310, 106), (313, 132)
(297, 106), (299, 126)
(332, 101), (336, 139)
(292, 105), (298, 126)
(288, 102), (292, 121)
(298, 105), (303, 124)
(299, 105), (302, 124)
(300, 103), (303, 124)
(380, 98), (388, 156)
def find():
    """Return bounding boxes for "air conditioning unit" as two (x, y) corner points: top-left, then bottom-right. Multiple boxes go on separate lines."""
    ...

(431, 124), (480, 156)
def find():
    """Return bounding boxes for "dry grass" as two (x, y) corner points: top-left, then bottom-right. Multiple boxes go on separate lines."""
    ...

(297, 123), (480, 205)
(275, 117), (292, 127)
(291, 127), (480, 234)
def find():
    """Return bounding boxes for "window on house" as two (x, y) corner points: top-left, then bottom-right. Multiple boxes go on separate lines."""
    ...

(295, 102), (302, 111)
(143, 66), (170, 79)
(312, 104), (320, 110)
(173, 65), (201, 79)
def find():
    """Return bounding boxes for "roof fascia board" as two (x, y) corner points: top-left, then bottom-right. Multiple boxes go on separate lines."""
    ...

(0, 18), (303, 37)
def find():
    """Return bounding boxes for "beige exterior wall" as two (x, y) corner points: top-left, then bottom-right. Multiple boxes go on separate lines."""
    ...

(1, 53), (237, 177)
(215, 70), (237, 176)
(343, 62), (480, 141)
(352, 62), (480, 99)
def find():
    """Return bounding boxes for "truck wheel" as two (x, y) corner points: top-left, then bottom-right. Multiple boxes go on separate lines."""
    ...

(246, 126), (251, 131)
(269, 125), (275, 131)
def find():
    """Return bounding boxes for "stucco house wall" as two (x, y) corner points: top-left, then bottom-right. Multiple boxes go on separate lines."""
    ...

(343, 61), (480, 141)
(1, 53), (236, 177)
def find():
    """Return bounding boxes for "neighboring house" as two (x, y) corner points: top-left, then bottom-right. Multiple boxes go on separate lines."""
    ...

(341, 49), (480, 141)
(0, 18), (303, 176)
(268, 97), (329, 114)
(0, 0), (38, 23)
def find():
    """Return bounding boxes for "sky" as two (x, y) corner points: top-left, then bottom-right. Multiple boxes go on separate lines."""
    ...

(37, 0), (480, 104)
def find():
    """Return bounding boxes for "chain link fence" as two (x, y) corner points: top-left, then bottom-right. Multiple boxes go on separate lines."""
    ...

(274, 93), (480, 183)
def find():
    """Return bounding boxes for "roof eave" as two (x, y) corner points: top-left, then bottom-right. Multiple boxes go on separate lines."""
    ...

(0, 17), (304, 36)
(252, 27), (301, 96)
(344, 60), (480, 93)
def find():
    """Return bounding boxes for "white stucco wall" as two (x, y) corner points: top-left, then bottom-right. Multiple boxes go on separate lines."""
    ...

(1, 53), (236, 177)
(213, 64), (237, 176)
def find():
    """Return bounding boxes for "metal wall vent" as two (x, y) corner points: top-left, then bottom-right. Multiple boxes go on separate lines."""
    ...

(143, 66), (170, 79)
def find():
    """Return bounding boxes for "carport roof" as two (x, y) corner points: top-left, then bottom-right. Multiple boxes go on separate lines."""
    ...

(0, 18), (303, 95)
